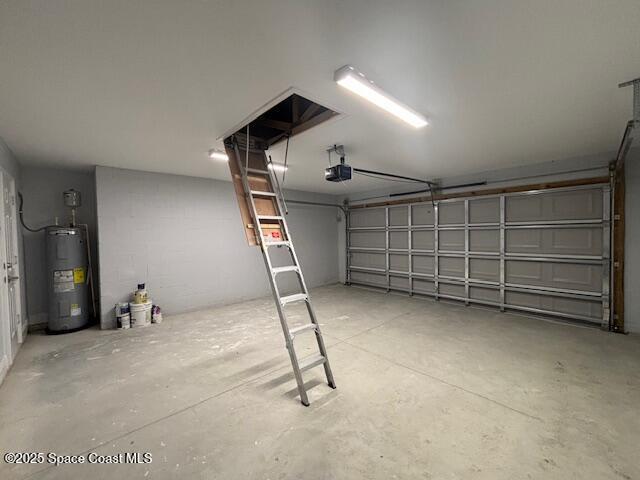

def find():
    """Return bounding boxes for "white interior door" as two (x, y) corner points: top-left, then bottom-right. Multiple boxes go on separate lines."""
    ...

(5, 174), (22, 351)
(0, 170), (22, 371)
(0, 173), (10, 379)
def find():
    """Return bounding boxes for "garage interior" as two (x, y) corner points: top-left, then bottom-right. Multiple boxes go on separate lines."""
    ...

(0, 1), (639, 479)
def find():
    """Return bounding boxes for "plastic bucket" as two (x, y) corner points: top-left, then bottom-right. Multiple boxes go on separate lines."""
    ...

(130, 301), (152, 327)
(117, 313), (131, 329)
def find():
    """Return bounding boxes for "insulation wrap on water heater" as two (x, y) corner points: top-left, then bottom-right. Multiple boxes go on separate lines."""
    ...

(46, 226), (89, 332)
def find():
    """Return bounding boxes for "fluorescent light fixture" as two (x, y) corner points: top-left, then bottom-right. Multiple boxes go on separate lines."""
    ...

(334, 65), (428, 128)
(268, 162), (288, 172)
(208, 149), (229, 161)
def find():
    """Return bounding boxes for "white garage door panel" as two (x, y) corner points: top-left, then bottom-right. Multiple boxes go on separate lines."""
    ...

(351, 252), (385, 270)
(389, 207), (409, 226)
(411, 205), (434, 225)
(412, 256), (435, 274)
(469, 198), (500, 223)
(506, 188), (602, 222)
(470, 229), (500, 252)
(439, 230), (465, 251)
(470, 286), (501, 303)
(469, 258), (500, 282)
(350, 231), (385, 248)
(440, 283), (466, 297)
(347, 183), (611, 326)
(390, 254), (408, 271)
(439, 257), (464, 278)
(506, 261), (602, 292)
(412, 231), (434, 250)
(413, 278), (436, 294)
(390, 276), (410, 290)
(389, 231), (408, 249)
(439, 202), (465, 224)
(505, 291), (602, 320)
(350, 208), (386, 227)
(350, 271), (386, 287)
(506, 227), (602, 256)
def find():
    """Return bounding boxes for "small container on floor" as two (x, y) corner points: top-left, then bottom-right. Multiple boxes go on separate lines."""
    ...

(115, 302), (131, 329)
(117, 313), (131, 329)
(152, 305), (162, 324)
(133, 283), (148, 304)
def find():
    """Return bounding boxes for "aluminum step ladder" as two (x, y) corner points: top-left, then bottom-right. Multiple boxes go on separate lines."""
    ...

(227, 136), (336, 406)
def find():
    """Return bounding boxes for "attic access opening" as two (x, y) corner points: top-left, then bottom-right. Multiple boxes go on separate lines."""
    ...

(224, 92), (339, 148)
(223, 93), (339, 247)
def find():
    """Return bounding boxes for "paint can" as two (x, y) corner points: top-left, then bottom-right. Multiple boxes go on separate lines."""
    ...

(115, 302), (131, 329)
(115, 302), (130, 316)
(130, 301), (152, 327)
(117, 313), (131, 329)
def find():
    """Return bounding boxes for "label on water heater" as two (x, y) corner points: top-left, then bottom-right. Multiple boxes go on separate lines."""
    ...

(70, 303), (81, 316)
(73, 267), (85, 284)
(53, 270), (75, 293)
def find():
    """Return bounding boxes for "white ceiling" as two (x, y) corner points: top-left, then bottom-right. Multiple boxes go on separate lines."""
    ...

(1, 0), (639, 194)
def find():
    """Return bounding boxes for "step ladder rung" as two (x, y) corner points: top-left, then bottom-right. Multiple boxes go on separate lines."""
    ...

(250, 190), (277, 197)
(289, 323), (317, 337)
(298, 354), (326, 373)
(263, 241), (291, 248)
(280, 293), (308, 306)
(257, 215), (283, 221)
(272, 265), (299, 275)
(246, 168), (270, 175)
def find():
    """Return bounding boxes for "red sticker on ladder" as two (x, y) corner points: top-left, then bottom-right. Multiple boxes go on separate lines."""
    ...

(271, 231), (281, 239)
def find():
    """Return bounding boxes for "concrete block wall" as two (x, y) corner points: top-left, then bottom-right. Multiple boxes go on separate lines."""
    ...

(96, 166), (340, 329)
(20, 166), (98, 327)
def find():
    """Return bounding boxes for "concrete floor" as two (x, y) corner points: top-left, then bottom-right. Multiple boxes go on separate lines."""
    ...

(1, 284), (639, 480)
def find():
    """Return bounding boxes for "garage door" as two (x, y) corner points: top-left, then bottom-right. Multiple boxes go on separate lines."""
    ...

(346, 184), (611, 327)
